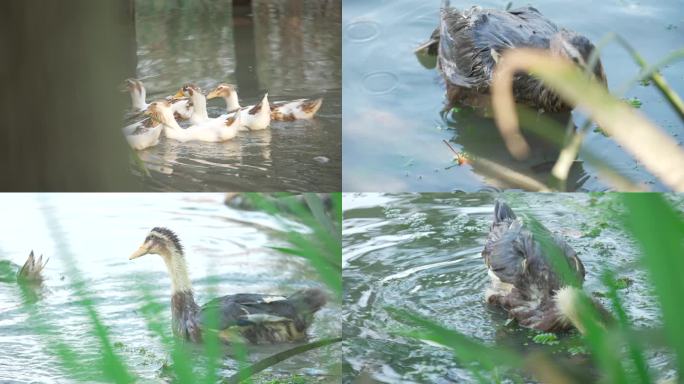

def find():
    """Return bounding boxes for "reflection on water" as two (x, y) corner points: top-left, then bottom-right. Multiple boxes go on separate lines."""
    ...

(0, 194), (340, 382)
(132, 0), (341, 191)
(342, 0), (684, 192)
(342, 193), (679, 383)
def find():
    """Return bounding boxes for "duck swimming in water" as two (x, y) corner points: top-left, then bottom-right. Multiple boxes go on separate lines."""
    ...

(145, 100), (241, 143)
(421, 6), (607, 112)
(177, 84), (271, 131)
(124, 79), (193, 119)
(129, 227), (327, 343)
(0, 251), (48, 284)
(483, 202), (609, 333)
(206, 84), (323, 121)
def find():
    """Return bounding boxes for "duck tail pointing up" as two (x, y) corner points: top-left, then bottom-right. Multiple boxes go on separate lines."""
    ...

(494, 201), (516, 223)
(289, 288), (327, 314)
(17, 251), (48, 282)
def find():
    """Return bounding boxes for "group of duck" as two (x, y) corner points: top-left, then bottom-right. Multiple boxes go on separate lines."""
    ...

(122, 79), (323, 150)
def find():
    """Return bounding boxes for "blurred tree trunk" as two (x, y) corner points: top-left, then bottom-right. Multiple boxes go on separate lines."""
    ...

(0, 0), (141, 191)
(232, 0), (260, 94)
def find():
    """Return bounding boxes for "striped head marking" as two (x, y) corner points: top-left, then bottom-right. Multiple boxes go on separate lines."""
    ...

(130, 227), (183, 260)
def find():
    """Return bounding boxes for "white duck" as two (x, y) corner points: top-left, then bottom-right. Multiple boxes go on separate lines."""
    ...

(125, 79), (193, 120)
(207, 83), (323, 121)
(145, 100), (241, 143)
(123, 118), (163, 150)
(179, 84), (271, 131)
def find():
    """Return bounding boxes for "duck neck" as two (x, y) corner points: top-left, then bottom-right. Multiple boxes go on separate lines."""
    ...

(130, 89), (147, 111)
(191, 93), (209, 122)
(225, 93), (241, 113)
(158, 109), (183, 130)
(160, 247), (193, 294)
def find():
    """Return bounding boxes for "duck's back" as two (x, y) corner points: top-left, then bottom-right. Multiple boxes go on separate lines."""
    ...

(200, 288), (326, 344)
(483, 202), (585, 295)
(439, 6), (559, 88)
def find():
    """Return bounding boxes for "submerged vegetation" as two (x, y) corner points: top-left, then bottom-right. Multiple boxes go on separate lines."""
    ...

(0, 193), (341, 383)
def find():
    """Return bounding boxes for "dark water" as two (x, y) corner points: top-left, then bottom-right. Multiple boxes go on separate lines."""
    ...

(342, 0), (684, 192)
(0, 194), (340, 383)
(342, 193), (681, 383)
(131, 0), (341, 192)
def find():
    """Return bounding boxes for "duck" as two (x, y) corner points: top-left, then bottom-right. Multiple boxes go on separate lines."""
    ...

(145, 100), (241, 143)
(207, 84), (322, 122)
(482, 201), (609, 333)
(0, 251), (48, 284)
(421, 6), (607, 112)
(129, 227), (327, 344)
(125, 79), (193, 120)
(177, 84), (271, 131)
(123, 117), (163, 151)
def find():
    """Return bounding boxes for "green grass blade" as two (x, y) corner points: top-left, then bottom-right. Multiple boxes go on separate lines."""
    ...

(620, 193), (684, 375)
(223, 338), (342, 384)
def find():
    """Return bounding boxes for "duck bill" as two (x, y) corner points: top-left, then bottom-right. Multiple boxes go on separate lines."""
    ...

(206, 89), (219, 99)
(129, 244), (149, 260)
(172, 89), (185, 100)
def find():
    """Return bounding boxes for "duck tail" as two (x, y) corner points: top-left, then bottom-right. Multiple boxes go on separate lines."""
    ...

(494, 201), (516, 223)
(288, 288), (327, 315)
(17, 251), (48, 282)
(554, 286), (613, 334)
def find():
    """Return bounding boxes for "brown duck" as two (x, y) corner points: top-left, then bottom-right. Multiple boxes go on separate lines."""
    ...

(129, 227), (326, 344)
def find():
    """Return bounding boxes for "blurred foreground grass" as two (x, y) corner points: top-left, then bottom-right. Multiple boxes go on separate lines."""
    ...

(451, 34), (684, 192)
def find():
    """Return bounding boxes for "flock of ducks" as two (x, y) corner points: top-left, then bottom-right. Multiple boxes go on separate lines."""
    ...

(123, 79), (323, 150)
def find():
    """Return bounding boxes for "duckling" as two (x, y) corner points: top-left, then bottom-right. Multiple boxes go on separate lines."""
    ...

(173, 84), (230, 126)
(423, 6), (607, 112)
(207, 84), (321, 122)
(180, 84), (271, 131)
(125, 79), (193, 120)
(482, 201), (608, 333)
(129, 227), (327, 344)
(0, 251), (48, 284)
(145, 100), (241, 143)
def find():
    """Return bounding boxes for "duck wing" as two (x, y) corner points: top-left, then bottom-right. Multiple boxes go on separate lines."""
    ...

(438, 6), (559, 88)
(199, 293), (301, 330)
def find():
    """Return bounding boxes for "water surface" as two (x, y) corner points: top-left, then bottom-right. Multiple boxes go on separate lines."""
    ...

(0, 193), (340, 383)
(131, 0), (341, 191)
(342, 193), (680, 382)
(342, 0), (684, 192)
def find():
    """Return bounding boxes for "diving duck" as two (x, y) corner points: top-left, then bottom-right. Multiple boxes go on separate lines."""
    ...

(145, 100), (241, 143)
(422, 6), (607, 112)
(0, 251), (48, 284)
(177, 84), (271, 131)
(207, 84), (322, 122)
(129, 227), (327, 344)
(125, 79), (193, 120)
(483, 201), (605, 333)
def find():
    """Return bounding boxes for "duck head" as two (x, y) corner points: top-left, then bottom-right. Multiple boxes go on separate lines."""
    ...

(129, 227), (183, 260)
(550, 31), (607, 86)
(144, 100), (174, 122)
(207, 83), (241, 111)
(130, 227), (192, 293)
(124, 78), (147, 111)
